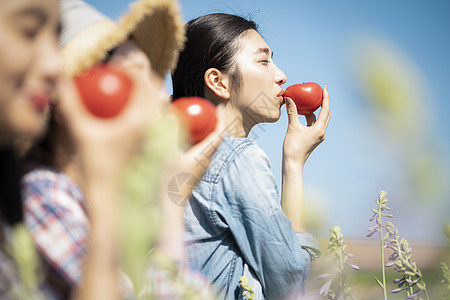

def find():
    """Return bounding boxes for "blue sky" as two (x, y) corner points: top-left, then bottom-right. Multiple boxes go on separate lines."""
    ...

(89, 0), (450, 244)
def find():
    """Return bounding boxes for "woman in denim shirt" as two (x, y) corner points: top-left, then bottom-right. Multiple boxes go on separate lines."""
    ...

(172, 13), (331, 299)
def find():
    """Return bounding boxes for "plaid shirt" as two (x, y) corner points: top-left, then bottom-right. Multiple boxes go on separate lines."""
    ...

(22, 167), (89, 299)
(22, 167), (216, 300)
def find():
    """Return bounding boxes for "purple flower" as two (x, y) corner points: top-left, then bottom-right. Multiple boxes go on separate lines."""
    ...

(406, 277), (420, 285)
(347, 264), (360, 270)
(389, 252), (398, 260)
(393, 278), (404, 284)
(407, 289), (422, 299)
(366, 230), (377, 238)
(385, 261), (396, 267)
(317, 273), (334, 280)
(319, 279), (333, 297)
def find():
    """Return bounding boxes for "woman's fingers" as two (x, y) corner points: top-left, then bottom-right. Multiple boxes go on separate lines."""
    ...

(285, 97), (298, 123)
(315, 85), (330, 129)
(57, 80), (80, 119)
(285, 97), (304, 133)
(305, 113), (316, 126)
(56, 80), (93, 137)
(286, 97), (319, 128)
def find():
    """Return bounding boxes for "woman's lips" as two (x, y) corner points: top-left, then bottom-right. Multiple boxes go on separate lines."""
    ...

(30, 92), (50, 111)
(278, 90), (285, 104)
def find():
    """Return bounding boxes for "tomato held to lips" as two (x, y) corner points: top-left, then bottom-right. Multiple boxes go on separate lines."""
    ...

(74, 65), (133, 118)
(284, 82), (323, 115)
(171, 97), (217, 144)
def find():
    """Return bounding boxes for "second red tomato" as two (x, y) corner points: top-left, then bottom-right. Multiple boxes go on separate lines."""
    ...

(172, 97), (217, 144)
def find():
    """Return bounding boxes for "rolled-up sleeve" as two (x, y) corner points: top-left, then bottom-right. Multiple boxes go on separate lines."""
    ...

(296, 231), (321, 260)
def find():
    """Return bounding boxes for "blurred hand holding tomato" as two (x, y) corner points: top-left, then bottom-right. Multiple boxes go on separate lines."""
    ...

(171, 97), (217, 145)
(58, 65), (166, 182)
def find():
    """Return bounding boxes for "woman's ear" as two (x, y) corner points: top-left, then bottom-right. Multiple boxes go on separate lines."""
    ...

(204, 68), (231, 100)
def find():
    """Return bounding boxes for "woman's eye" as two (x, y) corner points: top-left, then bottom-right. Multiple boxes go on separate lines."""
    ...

(15, 11), (46, 41)
(21, 26), (39, 39)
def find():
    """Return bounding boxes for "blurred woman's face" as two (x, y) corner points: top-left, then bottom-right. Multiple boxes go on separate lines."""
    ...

(0, 0), (61, 147)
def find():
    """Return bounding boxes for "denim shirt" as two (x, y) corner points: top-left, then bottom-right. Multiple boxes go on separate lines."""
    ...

(184, 136), (321, 300)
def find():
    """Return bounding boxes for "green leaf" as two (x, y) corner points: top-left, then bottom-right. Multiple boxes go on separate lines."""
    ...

(416, 280), (426, 291)
(374, 276), (384, 289)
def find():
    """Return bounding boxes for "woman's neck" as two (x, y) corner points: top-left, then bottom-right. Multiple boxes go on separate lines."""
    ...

(224, 103), (254, 138)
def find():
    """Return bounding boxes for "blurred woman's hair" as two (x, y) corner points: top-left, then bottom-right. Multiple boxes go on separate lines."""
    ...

(0, 149), (23, 227)
(172, 13), (257, 99)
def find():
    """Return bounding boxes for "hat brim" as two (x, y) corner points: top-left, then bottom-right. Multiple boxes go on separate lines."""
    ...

(61, 0), (185, 78)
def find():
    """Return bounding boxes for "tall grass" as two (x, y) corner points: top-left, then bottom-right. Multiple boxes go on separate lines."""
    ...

(310, 191), (449, 300)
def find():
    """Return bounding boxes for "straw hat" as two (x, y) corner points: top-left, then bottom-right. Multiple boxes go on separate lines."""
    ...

(60, 0), (185, 78)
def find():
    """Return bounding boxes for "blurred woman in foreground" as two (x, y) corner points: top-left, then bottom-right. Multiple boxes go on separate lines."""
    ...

(0, 0), (60, 296)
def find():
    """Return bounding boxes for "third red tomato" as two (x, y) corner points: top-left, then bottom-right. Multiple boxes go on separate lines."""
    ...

(172, 97), (217, 144)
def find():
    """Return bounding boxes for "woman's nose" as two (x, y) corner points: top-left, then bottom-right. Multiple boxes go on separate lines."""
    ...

(274, 64), (287, 85)
(39, 39), (62, 85)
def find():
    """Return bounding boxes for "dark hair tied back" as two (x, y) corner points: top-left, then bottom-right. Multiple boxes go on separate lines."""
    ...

(172, 13), (257, 100)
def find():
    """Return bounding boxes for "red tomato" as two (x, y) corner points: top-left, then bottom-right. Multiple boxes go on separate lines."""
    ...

(74, 65), (133, 118)
(172, 97), (217, 144)
(284, 82), (323, 115)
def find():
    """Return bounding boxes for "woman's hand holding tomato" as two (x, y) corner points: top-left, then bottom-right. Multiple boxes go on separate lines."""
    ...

(57, 59), (226, 276)
(61, 60), (225, 196)
(165, 100), (225, 201)
(58, 65), (166, 182)
(283, 85), (330, 165)
(154, 103), (225, 262)
(168, 96), (224, 192)
(171, 97), (217, 145)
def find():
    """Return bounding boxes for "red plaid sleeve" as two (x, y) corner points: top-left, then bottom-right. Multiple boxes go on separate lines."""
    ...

(22, 167), (88, 286)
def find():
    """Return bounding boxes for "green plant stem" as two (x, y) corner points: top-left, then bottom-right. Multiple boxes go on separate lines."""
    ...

(338, 250), (346, 300)
(377, 216), (388, 300)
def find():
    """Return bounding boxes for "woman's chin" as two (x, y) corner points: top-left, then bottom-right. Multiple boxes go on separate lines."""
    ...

(267, 111), (281, 123)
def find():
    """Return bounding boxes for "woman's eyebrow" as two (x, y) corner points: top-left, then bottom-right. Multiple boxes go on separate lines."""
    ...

(14, 6), (47, 23)
(255, 47), (274, 58)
